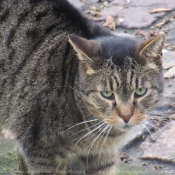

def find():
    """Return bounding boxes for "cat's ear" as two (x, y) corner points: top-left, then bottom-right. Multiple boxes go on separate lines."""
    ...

(137, 34), (165, 69)
(68, 34), (101, 74)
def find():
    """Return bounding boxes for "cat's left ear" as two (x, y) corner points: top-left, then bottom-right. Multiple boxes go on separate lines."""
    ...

(68, 34), (101, 74)
(137, 34), (165, 69)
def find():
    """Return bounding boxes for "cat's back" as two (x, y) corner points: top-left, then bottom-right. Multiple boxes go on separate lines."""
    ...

(0, 0), (90, 128)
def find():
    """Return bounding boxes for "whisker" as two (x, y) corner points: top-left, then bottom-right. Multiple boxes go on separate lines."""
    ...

(86, 123), (107, 168)
(73, 122), (105, 150)
(142, 123), (155, 139)
(147, 121), (163, 134)
(63, 119), (98, 133)
(82, 122), (105, 142)
(98, 126), (112, 162)
(71, 122), (103, 137)
(94, 125), (109, 151)
(86, 123), (107, 150)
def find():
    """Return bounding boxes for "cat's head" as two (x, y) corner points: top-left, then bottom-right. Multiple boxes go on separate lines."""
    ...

(69, 34), (165, 132)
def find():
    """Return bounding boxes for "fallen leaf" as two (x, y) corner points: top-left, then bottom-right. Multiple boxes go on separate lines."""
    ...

(80, 0), (90, 5)
(168, 78), (173, 87)
(163, 61), (175, 69)
(103, 15), (116, 30)
(116, 6), (125, 10)
(136, 30), (150, 39)
(164, 66), (175, 78)
(150, 8), (172, 14)
(90, 17), (104, 21)
(155, 18), (170, 28)
(165, 44), (175, 51)
(149, 29), (159, 37)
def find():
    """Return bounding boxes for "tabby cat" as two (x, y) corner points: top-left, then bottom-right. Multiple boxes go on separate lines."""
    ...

(0, 0), (165, 174)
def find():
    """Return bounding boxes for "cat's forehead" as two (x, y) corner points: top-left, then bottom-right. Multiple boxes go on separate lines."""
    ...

(96, 61), (151, 92)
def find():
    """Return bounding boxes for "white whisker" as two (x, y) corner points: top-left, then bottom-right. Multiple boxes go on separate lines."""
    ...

(147, 121), (163, 134)
(72, 122), (103, 137)
(83, 122), (105, 142)
(86, 123), (107, 150)
(73, 122), (105, 149)
(98, 126), (112, 162)
(94, 125), (109, 151)
(86, 123), (107, 168)
(63, 119), (98, 133)
(142, 123), (155, 139)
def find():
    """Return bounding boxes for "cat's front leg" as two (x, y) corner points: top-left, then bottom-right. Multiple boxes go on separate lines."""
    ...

(81, 154), (118, 175)
(18, 150), (68, 175)
(28, 158), (68, 175)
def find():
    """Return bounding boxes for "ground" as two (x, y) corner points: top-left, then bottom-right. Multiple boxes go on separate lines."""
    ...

(0, 0), (175, 174)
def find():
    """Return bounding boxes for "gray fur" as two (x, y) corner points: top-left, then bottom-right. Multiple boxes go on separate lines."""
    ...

(0, 0), (165, 174)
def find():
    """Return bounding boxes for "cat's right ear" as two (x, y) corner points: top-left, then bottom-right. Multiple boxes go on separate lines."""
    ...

(68, 34), (101, 74)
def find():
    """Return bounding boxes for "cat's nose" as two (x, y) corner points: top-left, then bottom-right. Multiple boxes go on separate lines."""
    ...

(119, 114), (133, 123)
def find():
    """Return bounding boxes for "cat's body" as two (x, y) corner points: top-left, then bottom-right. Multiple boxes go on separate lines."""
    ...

(0, 0), (165, 174)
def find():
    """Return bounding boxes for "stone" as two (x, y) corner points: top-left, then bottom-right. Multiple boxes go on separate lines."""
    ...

(100, 6), (168, 28)
(68, 0), (94, 11)
(139, 121), (175, 164)
(101, 0), (175, 29)
(162, 50), (175, 78)
(166, 27), (175, 47)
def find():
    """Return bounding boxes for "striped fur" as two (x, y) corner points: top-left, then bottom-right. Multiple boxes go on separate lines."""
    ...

(0, 0), (165, 174)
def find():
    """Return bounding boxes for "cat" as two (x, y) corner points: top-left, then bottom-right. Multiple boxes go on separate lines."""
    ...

(0, 0), (165, 174)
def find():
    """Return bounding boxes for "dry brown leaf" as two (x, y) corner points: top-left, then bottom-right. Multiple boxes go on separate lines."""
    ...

(90, 17), (103, 21)
(155, 18), (170, 28)
(103, 16), (116, 30)
(150, 8), (172, 14)
(80, 0), (90, 5)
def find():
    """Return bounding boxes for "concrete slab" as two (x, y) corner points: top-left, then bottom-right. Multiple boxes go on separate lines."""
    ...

(140, 121), (175, 165)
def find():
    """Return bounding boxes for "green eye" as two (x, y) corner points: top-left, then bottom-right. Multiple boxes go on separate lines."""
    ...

(101, 91), (114, 99)
(135, 87), (147, 97)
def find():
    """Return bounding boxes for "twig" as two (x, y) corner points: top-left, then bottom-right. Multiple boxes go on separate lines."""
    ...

(80, 0), (90, 5)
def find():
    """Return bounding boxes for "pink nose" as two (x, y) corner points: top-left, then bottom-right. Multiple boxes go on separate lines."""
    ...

(119, 114), (132, 123)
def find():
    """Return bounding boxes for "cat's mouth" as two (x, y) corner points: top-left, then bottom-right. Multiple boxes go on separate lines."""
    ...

(105, 125), (131, 137)
(115, 124), (132, 132)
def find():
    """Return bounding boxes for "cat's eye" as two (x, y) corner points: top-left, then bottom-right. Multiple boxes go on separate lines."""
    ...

(134, 87), (147, 98)
(101, 91), (114, 99)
